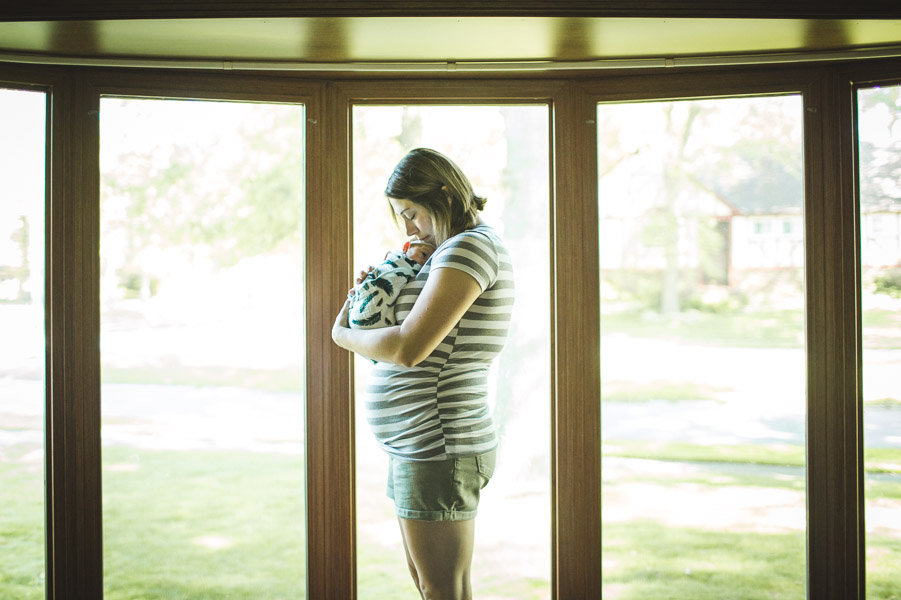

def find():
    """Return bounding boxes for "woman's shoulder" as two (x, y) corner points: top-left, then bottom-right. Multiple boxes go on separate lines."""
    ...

(429, 225), (510, 289)
(444, 224), (504, 249)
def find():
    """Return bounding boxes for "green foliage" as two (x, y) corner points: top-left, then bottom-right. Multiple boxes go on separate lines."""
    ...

(874, 269), (901, 299)
(681, 292), (747, 314)
(859, 86), (901, 211)
(101, 103), (304, 295)
(602, 268), (701, 314)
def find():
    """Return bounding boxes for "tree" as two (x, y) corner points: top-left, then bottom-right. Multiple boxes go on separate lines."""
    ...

(100, 101), (305, 297)
(598, 96), (804, 315)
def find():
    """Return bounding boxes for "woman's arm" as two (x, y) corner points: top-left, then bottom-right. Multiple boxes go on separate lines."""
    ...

(332, 266), (482, 367)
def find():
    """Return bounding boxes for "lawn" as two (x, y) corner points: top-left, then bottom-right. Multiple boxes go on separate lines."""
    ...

(102, 446), (306, 599)
(601, 310), (806, 348)
(602, 444), (901, 599)
(4, 440), (901, 598)
(602, 308), (901, 349)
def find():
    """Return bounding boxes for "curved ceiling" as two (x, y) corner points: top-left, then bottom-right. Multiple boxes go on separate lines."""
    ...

(0, 17), (900, 68)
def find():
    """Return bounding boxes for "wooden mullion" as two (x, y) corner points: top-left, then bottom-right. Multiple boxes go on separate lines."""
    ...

(46, 69), (104, 599)
(304, 80), (356, 600)
(552, 81), (601, 599)
(803, 67), (864, 600)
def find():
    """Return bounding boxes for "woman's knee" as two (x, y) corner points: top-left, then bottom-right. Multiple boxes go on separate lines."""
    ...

(415, 571), (470, 600)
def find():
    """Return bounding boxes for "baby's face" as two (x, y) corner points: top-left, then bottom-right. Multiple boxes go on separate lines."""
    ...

(406, 243), (435, 266)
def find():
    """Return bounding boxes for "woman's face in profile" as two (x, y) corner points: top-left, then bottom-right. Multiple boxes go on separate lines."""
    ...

(390, 197), (437, 246)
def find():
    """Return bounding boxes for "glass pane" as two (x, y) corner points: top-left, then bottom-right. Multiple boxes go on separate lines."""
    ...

(598, 96), (807, 598)
(352, 105), (551, 599)
(0, 88), (46, 600)
(100, 98), (305, 598)
(858, 84), (901, 598)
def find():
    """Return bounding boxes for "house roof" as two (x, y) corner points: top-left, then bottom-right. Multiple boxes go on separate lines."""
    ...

(705, 155), (803, 216)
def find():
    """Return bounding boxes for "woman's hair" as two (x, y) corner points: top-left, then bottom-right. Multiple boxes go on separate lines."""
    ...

(384, 148), (486, 244)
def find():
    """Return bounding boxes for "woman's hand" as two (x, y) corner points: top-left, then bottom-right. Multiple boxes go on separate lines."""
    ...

(356, 266), (376, 284)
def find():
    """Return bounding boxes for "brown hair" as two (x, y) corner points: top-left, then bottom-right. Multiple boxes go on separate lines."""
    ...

(384, 148), (486, 244)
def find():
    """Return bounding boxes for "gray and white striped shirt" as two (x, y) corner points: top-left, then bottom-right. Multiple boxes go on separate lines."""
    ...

(364, 224), (514, 461)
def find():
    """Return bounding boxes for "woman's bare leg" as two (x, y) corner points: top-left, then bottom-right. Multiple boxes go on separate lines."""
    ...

(397, 518), (425, 599)
(396, 517), (475, 600)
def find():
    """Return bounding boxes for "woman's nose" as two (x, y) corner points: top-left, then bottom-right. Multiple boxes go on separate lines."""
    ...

(404, 221), (416, 235)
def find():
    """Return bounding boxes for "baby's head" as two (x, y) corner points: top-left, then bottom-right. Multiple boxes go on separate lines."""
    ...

(403, 240), (436, 266)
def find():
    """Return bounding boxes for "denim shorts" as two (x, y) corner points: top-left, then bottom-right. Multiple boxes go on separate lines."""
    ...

(386, 449), (497, 522)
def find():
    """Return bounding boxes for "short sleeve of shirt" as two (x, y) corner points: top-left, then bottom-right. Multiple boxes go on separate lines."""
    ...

(429, 228), (499, 292)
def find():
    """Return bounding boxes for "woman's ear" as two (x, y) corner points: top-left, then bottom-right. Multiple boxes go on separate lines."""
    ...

(441, 185), (451, 205)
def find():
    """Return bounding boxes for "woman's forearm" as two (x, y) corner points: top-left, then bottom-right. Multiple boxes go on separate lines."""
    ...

(332, 323), (398, 365)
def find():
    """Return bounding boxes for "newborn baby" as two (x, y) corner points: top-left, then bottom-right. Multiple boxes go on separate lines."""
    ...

(348, 240), (436, 329)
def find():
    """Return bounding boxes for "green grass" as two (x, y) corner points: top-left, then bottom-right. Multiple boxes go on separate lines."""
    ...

(605, 440), (901, 475)
(601, 310), (805, 348)
(867, 447), (901, 475)
(868, 535), (901, 600)
(603, 520), (807, 599)
(101, 365), (303, 393)
(102, 446), (305, 599)
(604, 440), (806, 468)
(602, 308), (901, 349)
(863, 308), (901, 330)
(4, 440), (901, 599)
(0, 444), (44, 600)
(867, 397), (901, 409)
(604, 526), (901, 600)
(602, 380), (731, 403)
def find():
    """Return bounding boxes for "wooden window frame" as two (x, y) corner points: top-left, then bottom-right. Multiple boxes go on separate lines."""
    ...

(2, 56), (900, 600)
(577, 64), (867, 599)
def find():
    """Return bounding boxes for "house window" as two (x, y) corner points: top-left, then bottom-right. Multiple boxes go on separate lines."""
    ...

(597, 95), (806, 597)
(0, 87), (46, 600)
(755, 220), (772, 235)
(99, 97), (307, 598)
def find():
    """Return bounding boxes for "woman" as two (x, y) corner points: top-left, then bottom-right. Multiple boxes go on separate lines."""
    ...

(332, 148), (514, 600)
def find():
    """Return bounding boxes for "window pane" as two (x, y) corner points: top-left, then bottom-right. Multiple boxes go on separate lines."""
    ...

(0, 88), (46, 600)
(352, 105), (551, 599)
(858, 84), (901, 598)
(100, 98), (305, 598)
(598, 96), (807, 598)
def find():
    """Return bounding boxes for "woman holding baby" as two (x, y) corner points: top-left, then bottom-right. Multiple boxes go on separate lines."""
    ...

(332, 148), (514, 600)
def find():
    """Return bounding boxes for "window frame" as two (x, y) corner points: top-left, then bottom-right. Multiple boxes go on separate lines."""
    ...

(2, 56), (898, 600)
(844, 64), (901, 600)
(335, 81), (585, 598)
(578, 64), (865, 599)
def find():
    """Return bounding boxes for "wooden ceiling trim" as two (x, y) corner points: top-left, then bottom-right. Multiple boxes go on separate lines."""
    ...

(2, 1), (900, 21)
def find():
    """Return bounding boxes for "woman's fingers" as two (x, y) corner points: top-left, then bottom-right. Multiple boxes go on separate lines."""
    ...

(355, 265), (376, 284)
